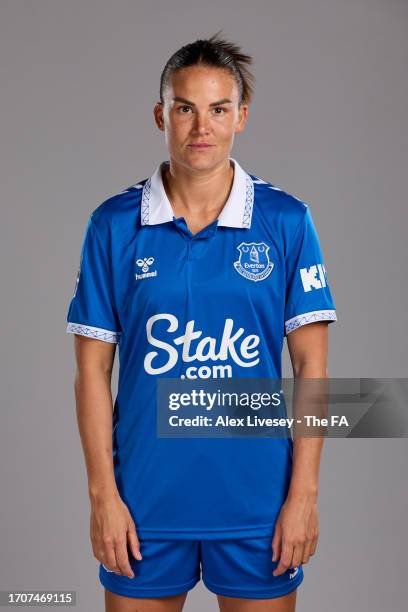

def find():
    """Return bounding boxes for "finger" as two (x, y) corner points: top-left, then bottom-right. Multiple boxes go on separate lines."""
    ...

(102, 546), (119, 574)
(302, 541), (312, 564)
(271, 524), (282, 562)
(310, 534), (319, 557)
(128, 525), (143, 561)
(273, 542), (294, 576)
(115, 539), (134, 578)
(292, 543), (305, 569)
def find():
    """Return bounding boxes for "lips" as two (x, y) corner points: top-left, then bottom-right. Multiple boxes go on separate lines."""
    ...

(187, 143), (214, 148)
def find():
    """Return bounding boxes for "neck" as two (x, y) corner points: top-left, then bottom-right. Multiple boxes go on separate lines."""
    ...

(162, 158), (234, 218)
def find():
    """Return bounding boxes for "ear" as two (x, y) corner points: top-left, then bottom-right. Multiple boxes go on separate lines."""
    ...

(153, 102), (165, 131)
(234, 104), (249, 134)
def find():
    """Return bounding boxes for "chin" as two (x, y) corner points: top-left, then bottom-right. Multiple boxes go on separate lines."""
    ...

(182, 150), (223, 170)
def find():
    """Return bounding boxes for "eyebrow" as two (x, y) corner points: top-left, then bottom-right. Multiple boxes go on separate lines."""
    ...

(172, 96), (233, 107)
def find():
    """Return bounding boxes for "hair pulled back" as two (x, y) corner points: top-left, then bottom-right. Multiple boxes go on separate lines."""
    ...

(159, 32), (254, 106)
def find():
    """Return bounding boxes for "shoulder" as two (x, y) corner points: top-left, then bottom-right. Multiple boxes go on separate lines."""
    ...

(88, 177), (148, 229)
(249, 171), (309, 228)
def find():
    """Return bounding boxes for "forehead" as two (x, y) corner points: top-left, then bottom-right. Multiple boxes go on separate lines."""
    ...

(165, 65), (239, 100)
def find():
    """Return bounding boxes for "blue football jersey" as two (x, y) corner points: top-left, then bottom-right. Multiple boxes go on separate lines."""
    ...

(66, 157), (337, 540)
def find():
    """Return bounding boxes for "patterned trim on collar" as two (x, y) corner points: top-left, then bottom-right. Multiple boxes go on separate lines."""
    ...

(140, 157), (254, 229)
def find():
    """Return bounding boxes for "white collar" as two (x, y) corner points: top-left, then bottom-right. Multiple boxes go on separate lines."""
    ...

(140, 157), (254, 229)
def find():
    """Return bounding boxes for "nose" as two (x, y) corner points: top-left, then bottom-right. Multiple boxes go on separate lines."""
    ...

(192, 112), (211, 135)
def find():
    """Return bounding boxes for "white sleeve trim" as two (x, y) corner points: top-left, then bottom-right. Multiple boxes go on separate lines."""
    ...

(285, 309), (337, 335)
(66, 322), (121, 344)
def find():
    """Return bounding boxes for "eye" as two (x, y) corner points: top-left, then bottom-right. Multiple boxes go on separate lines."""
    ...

(178, 105), (192, 113)
(212, 107), (226, 114)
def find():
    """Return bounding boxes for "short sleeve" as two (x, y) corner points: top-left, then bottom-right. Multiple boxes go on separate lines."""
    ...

(284, 207), (337, 335)
(65, 214), (121, 343)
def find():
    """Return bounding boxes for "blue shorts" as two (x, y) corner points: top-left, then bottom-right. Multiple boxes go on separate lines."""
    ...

(99, 536), (304, 600)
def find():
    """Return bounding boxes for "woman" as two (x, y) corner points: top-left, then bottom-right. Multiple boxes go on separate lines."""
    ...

(66, 34), (337, 612)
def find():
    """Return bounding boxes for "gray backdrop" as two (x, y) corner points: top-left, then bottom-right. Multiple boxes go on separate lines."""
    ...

(1, 0), (407, 610)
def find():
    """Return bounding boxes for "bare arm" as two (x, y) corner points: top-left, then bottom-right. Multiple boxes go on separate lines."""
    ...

(73, 335), (142, 577)
(74, 335), (118, 501)
(272, 321), (329, 575)
(286, 320), (328, 499)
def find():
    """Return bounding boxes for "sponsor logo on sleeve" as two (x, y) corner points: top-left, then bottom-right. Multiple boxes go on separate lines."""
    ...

(300, 263), (327, 292)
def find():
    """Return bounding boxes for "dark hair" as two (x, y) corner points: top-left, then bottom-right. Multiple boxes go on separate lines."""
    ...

(159, 32), (254, 106)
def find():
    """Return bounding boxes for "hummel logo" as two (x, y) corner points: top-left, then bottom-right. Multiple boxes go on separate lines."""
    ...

(136, 257), (154, 273)
(135, 256), (157, 280)
(289, 566), (299, 579)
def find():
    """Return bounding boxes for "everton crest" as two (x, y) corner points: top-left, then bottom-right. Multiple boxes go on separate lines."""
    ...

(234, 242), (274, 282)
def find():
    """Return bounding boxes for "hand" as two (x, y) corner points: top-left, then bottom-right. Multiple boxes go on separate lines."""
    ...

(90, 493), (142, 578)
(271, 492), (319, 576)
